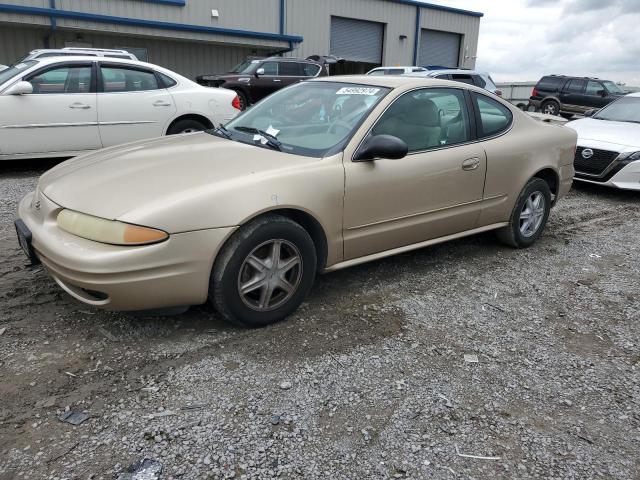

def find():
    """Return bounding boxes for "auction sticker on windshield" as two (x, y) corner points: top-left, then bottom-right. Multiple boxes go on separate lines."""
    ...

(336, 87), (381, 96)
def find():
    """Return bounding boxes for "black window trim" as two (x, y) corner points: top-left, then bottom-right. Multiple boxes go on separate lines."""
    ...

(97, 62), (163, 93)
(22, 60), (97, 95)
(469, 91), (514, 141)
(352, 86), (477, 161)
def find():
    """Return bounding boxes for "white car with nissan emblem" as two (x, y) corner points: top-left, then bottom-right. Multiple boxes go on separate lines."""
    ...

(566, 92), (640, 190)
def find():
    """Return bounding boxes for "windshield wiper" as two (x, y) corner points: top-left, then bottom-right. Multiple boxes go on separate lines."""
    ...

(233, 126), (282, 151)
(207, 124), (232, 139)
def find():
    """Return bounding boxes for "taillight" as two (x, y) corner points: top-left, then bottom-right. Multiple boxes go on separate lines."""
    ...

(532, 88), (539, 97)
(494, 89), (503, 97)
(232, 94), (241, 110)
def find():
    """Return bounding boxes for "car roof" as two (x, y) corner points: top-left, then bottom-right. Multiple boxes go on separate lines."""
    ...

(23, 56), (159, 69)
(311, 74), (487, 92)
(427, 69), (486, 75)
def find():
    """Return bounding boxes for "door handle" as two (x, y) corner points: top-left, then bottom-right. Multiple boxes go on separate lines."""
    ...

(462, 157), (481, 171)
(273, 79), (282, 83)
(69, 103), (91, 109)
(153, 100), (172, 107)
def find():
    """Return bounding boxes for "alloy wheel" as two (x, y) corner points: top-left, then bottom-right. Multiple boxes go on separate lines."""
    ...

(237, 239), (303, 311)
(519, 191), (546, 237)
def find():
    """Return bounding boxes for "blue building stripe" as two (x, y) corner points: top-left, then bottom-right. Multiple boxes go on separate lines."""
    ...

(0, 3), (303, 44)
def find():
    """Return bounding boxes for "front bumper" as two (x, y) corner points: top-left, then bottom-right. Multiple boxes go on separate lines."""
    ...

(18, 191), (236, 311)
(574, 159), (640, 190)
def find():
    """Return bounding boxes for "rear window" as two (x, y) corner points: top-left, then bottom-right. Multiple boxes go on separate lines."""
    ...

(302, 63), (321, 77)
(536, 76), (564, 90)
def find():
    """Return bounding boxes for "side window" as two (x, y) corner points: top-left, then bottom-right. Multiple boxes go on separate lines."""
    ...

(451, 74), (475, 86)
(157, 72), (177, 88)
(26, 65), (92, 94)
(473, 75), (487, 88)
(564, 79), (586, 93)
(302, 63), (321, 77)
(473, 93), (513, 138)
(538, 76), (562, 91)
(585, 81), (603, 95)
(372, 88), (471, 152)
(101, 66), (160, 92)
(279, 62), (302, 76)
(260, 62), (278, 75)
(384, 69), (405, 75)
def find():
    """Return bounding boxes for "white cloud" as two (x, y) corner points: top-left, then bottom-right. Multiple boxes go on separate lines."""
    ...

(424, 0), (640, 86)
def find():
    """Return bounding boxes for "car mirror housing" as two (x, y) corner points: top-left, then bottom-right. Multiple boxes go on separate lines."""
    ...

(597, 89), (607, 97)
(353, 134), (408, 162)
(5, 81), (33, 95)
(255, 68), (265, 77)
(584, 109), (597, 117)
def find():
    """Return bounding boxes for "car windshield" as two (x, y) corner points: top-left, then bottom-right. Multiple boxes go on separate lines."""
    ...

(229, 60), (260, 74)
(222, 81), (390, 158)
(593, 96), (640, 123)
(603, 81), (625, 94)
(0, 61), (37, 86)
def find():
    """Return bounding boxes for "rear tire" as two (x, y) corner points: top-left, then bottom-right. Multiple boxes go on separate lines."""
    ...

(541, 100), (560, 116)
(167, 118), (208, 135)
(497, 178), (551, 248)
(210, 215), (317, 328)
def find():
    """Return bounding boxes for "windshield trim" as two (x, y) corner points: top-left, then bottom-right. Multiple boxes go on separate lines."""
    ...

(223, 81), (392, 158)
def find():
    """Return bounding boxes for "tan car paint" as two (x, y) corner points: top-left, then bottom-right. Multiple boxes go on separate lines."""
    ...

(21, 76), (577, 312)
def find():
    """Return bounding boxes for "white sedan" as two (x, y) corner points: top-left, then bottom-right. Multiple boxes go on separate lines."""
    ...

(566, 93), (640, 190)
(0, 57), (240, 160)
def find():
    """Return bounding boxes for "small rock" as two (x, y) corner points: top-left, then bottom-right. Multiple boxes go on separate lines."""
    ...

(270, 415), (281, 425)
(279, 381), (292, 390)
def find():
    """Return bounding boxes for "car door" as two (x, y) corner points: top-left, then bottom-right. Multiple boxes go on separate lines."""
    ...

(585, 80), (609, 109)
(560, 79), (586, 112)
(278, 62), (306, 87)
(251, 61), (281, 102)
(343, 87), (487, 259)
(0, 61), (100, 155)
(97, 62), (176, 147)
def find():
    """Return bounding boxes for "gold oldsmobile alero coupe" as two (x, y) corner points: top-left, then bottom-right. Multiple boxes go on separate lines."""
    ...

(16, 76), (577, 327)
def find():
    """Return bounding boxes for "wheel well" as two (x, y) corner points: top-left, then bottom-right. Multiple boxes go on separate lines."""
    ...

(534, 168), (559, 203)
(250, 209), (328, 271)
(166, 114), (213, 134)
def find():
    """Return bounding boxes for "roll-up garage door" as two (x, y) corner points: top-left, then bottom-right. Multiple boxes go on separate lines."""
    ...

(330, 17), (384, 64)
(418, 29), (461, 68)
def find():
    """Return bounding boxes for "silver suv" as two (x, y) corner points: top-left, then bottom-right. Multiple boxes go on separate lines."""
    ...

(19, 48), (138, 62)
(407, 69), (502, 97)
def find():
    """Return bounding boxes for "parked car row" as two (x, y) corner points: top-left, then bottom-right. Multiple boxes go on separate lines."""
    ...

(4, 48), (638, 329)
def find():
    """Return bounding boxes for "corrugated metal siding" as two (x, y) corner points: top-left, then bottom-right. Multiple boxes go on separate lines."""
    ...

(330, 17), (384, 63)
(0, 24), (49, 65)
(0, 25), (272, 79)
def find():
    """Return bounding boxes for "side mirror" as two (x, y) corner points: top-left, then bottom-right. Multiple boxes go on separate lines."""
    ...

(597, 89), (607, 97)
(255, 68), (265, 77)
(5, 81), (33, 95)
(354, 134), (408, 162)
(584, 109), (597, 117)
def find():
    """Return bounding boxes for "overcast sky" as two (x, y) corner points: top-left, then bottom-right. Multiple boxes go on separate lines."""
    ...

(428, 0), (640, 86)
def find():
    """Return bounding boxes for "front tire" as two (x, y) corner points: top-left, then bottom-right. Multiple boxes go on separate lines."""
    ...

(210, 215), (317, 328)
(497, 178), (552, 248)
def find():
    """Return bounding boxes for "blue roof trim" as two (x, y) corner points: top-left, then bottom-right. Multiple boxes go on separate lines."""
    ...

(386, 0), (483, 17)
(0, 3), (304, 43)
(141, 0), (186, 5)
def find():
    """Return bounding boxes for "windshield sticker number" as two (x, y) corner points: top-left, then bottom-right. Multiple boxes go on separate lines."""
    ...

(336, 87), (380, 96)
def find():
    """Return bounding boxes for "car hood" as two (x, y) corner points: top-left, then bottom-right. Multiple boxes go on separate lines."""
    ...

(39, 133), (313, 227)
(566, 118), (640, 148)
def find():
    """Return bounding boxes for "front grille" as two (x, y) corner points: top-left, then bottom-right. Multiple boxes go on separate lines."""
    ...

(574, 147), (619, 176)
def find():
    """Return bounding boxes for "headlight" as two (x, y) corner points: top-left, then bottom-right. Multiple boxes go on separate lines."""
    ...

(619, 151), (640, 162)
(57, 210), (168, 246)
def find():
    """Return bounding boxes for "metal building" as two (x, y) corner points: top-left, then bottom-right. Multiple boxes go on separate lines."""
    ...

(0, 0), (482, 79)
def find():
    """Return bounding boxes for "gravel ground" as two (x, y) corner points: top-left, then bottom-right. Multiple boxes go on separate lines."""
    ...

(0, 161), (639, 479)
